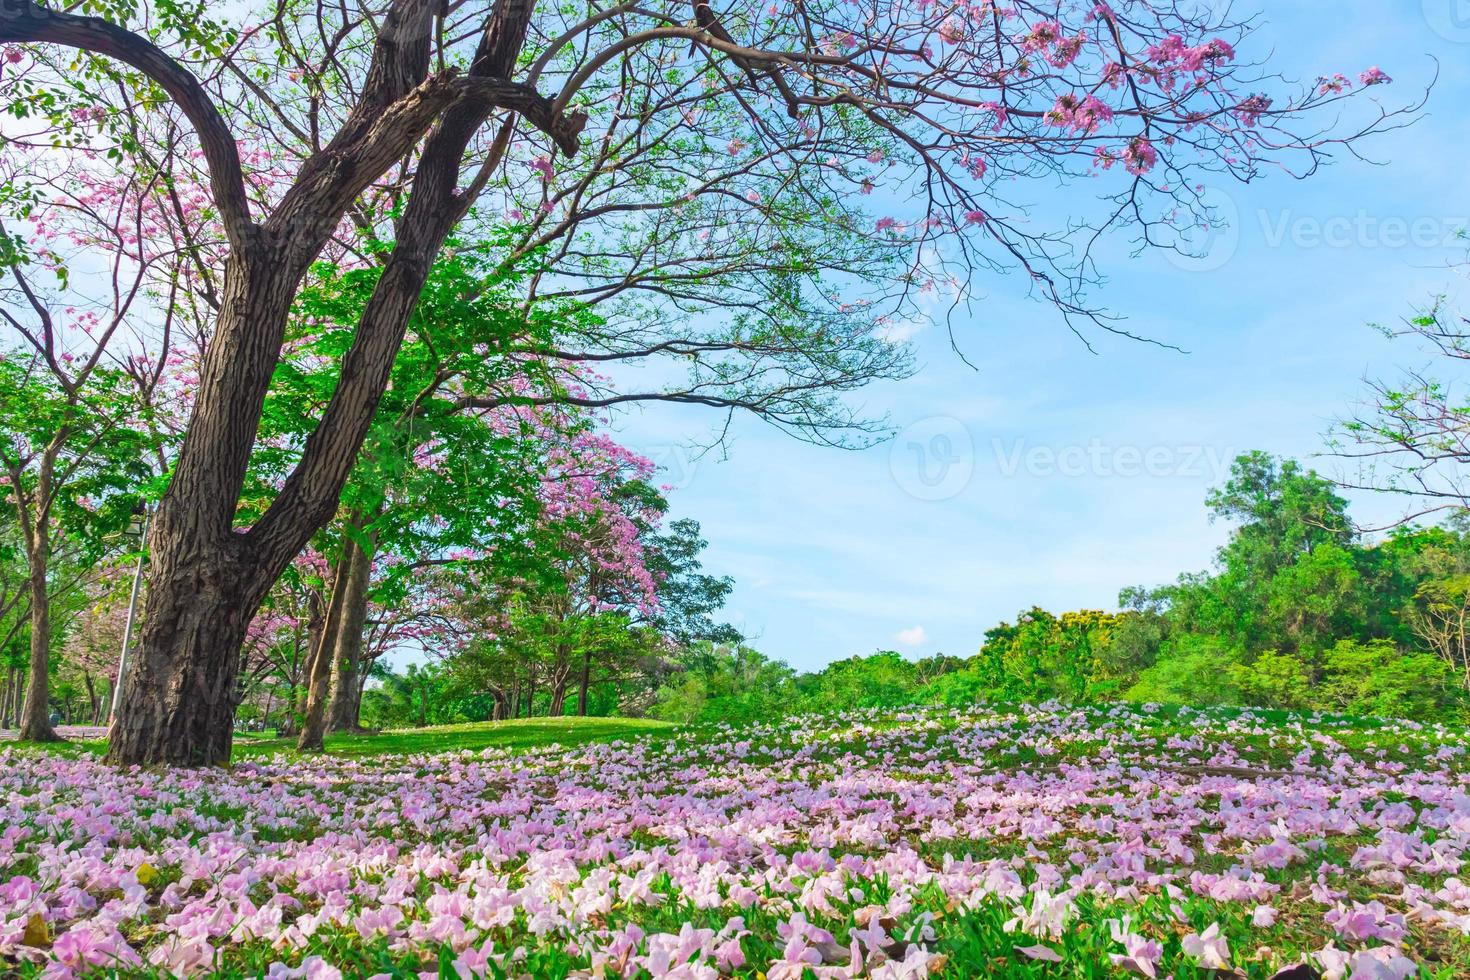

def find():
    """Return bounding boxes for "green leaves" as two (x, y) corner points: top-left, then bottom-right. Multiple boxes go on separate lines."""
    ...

(0, 353), (155, 561)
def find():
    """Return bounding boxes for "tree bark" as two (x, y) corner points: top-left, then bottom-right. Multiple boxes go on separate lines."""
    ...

(297, 531), (356, 751)
(353, 661), (370, 719)
(576, 649), (592, 716)
(7, 667), (20, 728)
(105, 547), (259, 765)
(548, 644), (571, 715)
(327, 515), (377, 732)
(17, 537), (57, 742)
(83, 673), (98, 725)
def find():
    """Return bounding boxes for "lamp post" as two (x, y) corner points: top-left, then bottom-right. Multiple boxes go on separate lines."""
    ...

(108, 503), (148, 727)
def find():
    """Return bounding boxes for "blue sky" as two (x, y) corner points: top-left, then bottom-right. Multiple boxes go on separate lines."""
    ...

(609, 1), (1470, 672)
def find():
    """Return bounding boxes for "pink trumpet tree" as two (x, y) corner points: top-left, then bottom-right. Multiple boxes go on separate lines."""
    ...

(437, 412), (672, 720)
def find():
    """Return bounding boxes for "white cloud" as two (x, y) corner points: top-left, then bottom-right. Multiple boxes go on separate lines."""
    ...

(893, 625), (927, 647)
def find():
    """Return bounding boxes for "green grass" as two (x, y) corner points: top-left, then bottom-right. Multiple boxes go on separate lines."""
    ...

(5, 715), (675, 761)
(233, 715), (675, 758)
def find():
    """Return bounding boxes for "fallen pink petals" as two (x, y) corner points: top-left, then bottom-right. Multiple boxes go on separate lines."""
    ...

(2, 702), (1468, 977)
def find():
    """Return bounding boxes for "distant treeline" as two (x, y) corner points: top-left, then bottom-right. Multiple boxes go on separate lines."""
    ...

(646, 451), (1470, 725)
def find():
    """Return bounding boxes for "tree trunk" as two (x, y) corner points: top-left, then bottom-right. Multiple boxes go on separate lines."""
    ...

(105, 555), (259, 766)
(104, 243), (312, 766)
(18, 549), (58, 742)
(547, 642), (572, 716)
(327, 520), (376, 732)
(95, 679), (111, 725)
(6, 666), (18, 728)
(83, 673), (98, 726)
(353, 661), (369, 717)
(577, 649), (592, 716)
(297, 531), (356, 751)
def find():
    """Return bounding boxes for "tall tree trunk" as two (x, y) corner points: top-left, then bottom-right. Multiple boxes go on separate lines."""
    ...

(274, 589), (324, 737)
(105, 247), (306, 767)
(577, 649), (592, 716)
(96, 679), (111, 725)
(18, 545), (57, 742)
(83, 673), (98, 726)
(13, 437), (61, 743)
(547, 642), (572, 716)
(6, 666), (18, 728)
(327, 515), (377, 732)
(106, 557), (260, 765)
(547, 646), (571, 716)
(297, 531), (356, 751)
(353, 660), (369, 716)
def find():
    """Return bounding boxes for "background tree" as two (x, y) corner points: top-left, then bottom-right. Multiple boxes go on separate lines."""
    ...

(0, 100), (196, 740)
(0, 359), (152, 739)
(648, 642), (795, 725)
(1335, 299), (1470, 524)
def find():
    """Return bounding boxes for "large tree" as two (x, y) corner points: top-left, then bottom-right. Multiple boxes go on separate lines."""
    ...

(2, 0), (1409, 763)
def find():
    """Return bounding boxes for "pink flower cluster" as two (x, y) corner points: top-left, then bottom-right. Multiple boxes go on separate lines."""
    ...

(1045, 94), (1115, 135)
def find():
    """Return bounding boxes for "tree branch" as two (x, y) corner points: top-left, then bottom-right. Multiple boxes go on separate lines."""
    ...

(0, 0), (254, 247)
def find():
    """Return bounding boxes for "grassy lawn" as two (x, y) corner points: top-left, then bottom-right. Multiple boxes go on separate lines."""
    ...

(4, 714), (675, 760)
(233, 714), (675, 758)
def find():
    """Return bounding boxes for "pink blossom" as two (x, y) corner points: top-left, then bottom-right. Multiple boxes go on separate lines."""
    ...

(1122, 137), (1158, 175)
